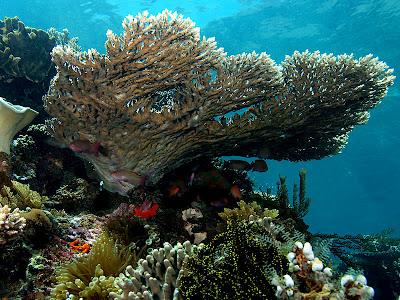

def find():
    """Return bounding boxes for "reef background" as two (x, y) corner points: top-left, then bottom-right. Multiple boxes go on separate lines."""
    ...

(1, 0), (399, 236)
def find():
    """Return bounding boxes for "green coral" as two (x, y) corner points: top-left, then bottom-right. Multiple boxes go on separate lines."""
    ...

(0, 17), (55, 82)
(218, 200), (279, 223)
(0, 181), (47, 209)
(50, 233), (139, 300)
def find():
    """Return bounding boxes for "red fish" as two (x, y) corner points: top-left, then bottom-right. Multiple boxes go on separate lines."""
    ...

(69, 139), (100, 156)
(133, 200), (159, 219)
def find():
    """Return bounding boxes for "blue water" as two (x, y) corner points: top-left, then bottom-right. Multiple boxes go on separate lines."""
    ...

(1, 0), (398, 236)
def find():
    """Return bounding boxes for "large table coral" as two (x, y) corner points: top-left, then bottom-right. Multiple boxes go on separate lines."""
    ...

(44, 10), (395, 195)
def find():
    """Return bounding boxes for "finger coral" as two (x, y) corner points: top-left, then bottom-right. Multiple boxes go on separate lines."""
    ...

(0, 204), (26, 245)
(44, 10), (395, 195)
(110, 240), (202, 300)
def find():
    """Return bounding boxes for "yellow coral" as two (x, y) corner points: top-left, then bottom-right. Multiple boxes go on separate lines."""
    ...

(218, 200), (279, 223)
(0, 181), (47, 209)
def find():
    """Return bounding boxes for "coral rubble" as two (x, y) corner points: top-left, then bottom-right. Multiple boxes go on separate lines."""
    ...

(44, 10), (395, 195)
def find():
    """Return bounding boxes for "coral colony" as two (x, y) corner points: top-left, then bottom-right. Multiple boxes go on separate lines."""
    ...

(0, 9), (398, 300)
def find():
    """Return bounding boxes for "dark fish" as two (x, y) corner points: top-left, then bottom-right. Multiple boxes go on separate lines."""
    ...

(251, 159), (268, 172)
(226, 159), (252, 171)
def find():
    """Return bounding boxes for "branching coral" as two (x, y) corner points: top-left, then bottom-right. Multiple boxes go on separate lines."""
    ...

(0, 204), (26, 245)
(0, 180), (47, 210)
(0, 17), (55, 82)
(218, 200), (279, 223)
(43, 10), (395, 195)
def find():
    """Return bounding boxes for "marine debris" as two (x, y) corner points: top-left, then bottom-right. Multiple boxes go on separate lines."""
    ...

(44, 10), (395, 195)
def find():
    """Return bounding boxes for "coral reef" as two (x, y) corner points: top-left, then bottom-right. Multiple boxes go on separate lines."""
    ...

(0, 204), (26, 245)
(44, 10), (394, 195)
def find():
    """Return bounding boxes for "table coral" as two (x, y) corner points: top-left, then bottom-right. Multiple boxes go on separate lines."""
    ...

(44, 10), (395, 195)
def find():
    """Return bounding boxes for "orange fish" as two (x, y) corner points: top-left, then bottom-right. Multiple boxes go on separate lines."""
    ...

(168, 185), (180, 197)
(230, 184), (241, 199)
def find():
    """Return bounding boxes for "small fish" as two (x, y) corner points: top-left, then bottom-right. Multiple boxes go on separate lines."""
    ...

(69, 139), (101, 156)
(230, 184), (241, 199)
(251, 159), (268, 172)
(168, 185), (181, 197)
(111, 169), (146, 186)
(226, 159), (252, 171)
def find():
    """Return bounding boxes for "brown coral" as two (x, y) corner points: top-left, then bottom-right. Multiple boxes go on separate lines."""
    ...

(44, 10), (395, 195)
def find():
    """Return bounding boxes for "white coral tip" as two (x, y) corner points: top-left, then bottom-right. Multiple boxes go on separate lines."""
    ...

(294, 241), (303, 249)
(323, 267), (332, 277)
(311, 258), (323, 272)
(283, 274), (294, 288)
(365, 286), (374, 298)
(287, 252), (296, 262)
(340, 274), (354, 287)
(356, 274), (367, 285)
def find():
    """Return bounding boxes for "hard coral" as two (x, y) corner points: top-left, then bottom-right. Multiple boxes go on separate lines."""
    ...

(0, 204), (26, 245)
(44, 10), (395, 195)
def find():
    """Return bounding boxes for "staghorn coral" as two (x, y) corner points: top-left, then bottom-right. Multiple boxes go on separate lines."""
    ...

(110, 240), (202, 300)
(0, 204), (26, 245)
(0, 180), (47, 210)
(44, 10), (395, 195)
(50, 232), (138, 299)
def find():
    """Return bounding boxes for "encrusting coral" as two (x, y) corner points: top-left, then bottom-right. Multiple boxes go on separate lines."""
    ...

(0, 204), (26, 245)
(44, 10), (395, 195)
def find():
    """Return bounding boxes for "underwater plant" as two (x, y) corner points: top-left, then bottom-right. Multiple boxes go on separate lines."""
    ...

(43, 10), (394, 195)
